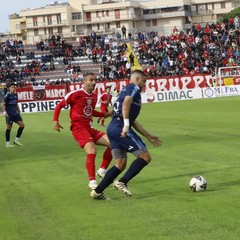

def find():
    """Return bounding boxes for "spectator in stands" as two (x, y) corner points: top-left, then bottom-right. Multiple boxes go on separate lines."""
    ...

(55, 79), (61, 85)
(41, 63), (48, 71)
(86, 47), (92, 60)
(66, 64), (73, 76)
(104, 37), (110, 51)
(45, 79), (51, 85)
(30, 74), (36, 84)
(92, 48), (98, 63)
(234, 16), (240, 29)
(39, 80), (45, 86)
(1, 18), (240, 86)
(44, 39), (50, 50)
(125, 61), (131, 75)
(116, 32), (121, 42)
(102, 55), (107, 65)
(33, 65), (40, 76)
(24, 67), (31, 77)
(60, 78), (65, 85)
(172, 26), (179, 34)
(76, 65), (81, 74)
(49, 60), (55, 71)
(56, 34), (61, 45)
(109, 70), (115, 80)
(71, 72), (78, 83)
(229, 17), (235, 29)
(40, 54), (46, 63)
(62, 56), (68, 65)
(16, 55), (21, 64)
(39, 40), (45, 51)
(122, 25), (127, 39)
(29, 51), (35, 59)
(129, 52), (135, 66)
(128, 32), (132, 40)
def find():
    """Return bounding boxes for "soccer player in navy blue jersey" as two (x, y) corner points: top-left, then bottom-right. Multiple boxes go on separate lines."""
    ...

(2, 83), (25, 147)
(91, 69), (161, 200)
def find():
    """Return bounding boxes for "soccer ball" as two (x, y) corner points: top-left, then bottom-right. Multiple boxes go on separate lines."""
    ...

(189, 175), (207, 192)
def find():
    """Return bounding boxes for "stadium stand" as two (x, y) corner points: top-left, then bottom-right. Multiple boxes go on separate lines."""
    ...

(0, 19), (240, 87)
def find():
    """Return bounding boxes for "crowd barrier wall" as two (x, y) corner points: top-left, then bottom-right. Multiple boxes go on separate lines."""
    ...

(1, 73), (239, 113)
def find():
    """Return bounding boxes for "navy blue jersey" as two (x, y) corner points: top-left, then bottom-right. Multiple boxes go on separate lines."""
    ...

(4, 93), (19, 116)
(112, 83), (142, 126)
(107, 83), (146, 153)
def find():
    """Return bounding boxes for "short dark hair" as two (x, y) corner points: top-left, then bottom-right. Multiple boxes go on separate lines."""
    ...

(7, 83), (17, 88)
(131, 69), (146, 78)
(106, 86), (111, 90)
(83, 72), (95, 78)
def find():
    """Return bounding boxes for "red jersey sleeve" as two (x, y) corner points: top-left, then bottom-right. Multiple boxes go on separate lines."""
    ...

(93, 109), (105, 117)
(100, 93), (112, 107)
(53, 99), (67, 121)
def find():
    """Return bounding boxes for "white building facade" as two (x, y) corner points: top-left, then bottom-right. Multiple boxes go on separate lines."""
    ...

(12, 0), (240, 44)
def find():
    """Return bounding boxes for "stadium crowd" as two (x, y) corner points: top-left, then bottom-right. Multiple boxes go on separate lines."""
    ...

(0, 16), (240, 87)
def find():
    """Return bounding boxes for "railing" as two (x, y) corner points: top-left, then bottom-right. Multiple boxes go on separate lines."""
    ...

(192, 9), (212, 15)
(84, 12), (141, 24)
(143, 10), (192, 20)
(27, 20), (68, 29)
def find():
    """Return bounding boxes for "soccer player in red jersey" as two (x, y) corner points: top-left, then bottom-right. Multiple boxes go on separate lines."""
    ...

(97, 86), (113, 127)
(53, 72), (113, 190)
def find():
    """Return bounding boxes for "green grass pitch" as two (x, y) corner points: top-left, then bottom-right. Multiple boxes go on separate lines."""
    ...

(1, 96), (240, 240)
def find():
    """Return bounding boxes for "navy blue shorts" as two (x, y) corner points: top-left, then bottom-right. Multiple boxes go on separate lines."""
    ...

(6, 114), (23, 125)
(107, 120), (147, 155)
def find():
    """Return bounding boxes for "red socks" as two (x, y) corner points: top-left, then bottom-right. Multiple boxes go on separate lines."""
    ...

(100, 147), (112, 169)
(86, 148), (112, 180)
(86, 153), (96, 181)
(101, 118), (105, 126)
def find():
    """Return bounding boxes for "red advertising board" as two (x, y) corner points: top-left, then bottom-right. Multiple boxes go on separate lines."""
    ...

(16, 74), (212, 103)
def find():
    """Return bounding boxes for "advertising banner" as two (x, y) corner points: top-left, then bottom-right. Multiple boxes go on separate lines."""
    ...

(202, 85), (240, 98)
(7, 74), (220, 113)
(16, 74), (210, 103)
(142, 89), (203, 103)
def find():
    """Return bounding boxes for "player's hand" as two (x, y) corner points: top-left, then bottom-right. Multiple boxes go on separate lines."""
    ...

(104, 110), (113, 118)
(53, 121), (63, 132)
(121, 126), (129, 138)
(147, 135), (161, 147)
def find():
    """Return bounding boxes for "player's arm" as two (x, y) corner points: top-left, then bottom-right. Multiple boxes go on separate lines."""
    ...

(93, 109), (113, 118)
(132, 120), (161, 147)
(99, 94), (107, 104)
(121, 95), (133, 138)
(2, 99), (8, 117)
(99, 98), (107, 104)
(105, 109), (113, 117)
(109, 95), (113, 106)
(53, 99), (66, 132)
(16, 101), (21, 114)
